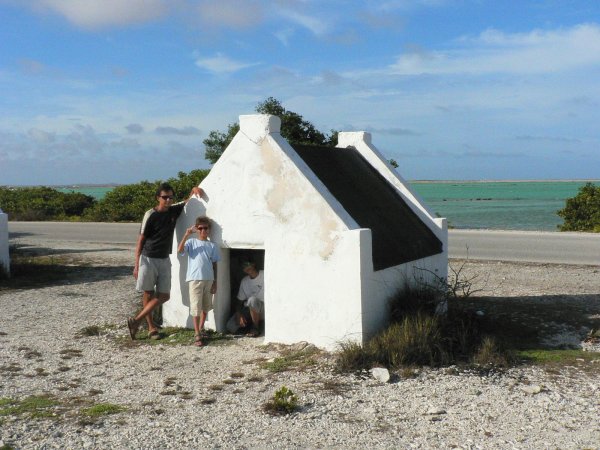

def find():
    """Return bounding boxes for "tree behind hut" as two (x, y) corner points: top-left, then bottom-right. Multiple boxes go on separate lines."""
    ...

(203, 97), (338, 164)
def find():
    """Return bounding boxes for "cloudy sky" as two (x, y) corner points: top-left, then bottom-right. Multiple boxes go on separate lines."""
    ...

(1, 0), (599, 185)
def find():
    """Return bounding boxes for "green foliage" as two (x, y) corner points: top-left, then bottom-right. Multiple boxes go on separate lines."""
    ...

(204, 123), (240, 165)
(84, 169), (209, 222)
(370, 314), (450, 367)
(261, 346), (321, 372)
(472, 336), (513, 368)
(203, 97), (338, 164)
(557, 182), (600, 232)
(263, 386), (299, 415)
(0, 186), (95, 221)
(81, 403), (125, 417)
(517, 348), (600, 364)
(83, 181), (157, 222)
(335, 285), (514, 372)
(0, 395), (59, 419)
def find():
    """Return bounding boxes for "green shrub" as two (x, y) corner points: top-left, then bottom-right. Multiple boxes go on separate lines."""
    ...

(263, 386), (299, 415)
(472, 336), (513, 368)
(335, 341), (373, 373)
(557, 182), (600, 232)
(84, 169), (209, 222)
(369, 314), (450, 367)
(0, 187), (95, 221)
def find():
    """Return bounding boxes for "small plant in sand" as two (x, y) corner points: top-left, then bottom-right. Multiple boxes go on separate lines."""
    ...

(81, 403), (126, 417)
(263, 386), (299, 415)
(0, 395), (60, 419)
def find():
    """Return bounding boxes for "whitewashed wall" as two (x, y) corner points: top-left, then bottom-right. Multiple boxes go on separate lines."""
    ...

(0, 209), (9, 276)
(164, 114), (448, 350)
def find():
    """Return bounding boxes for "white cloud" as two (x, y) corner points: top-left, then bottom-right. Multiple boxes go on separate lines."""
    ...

(196, 0), (263, 28)
(276, 8), (329, 36)
(155, 126), (201, 136)
(389, 24), (600, 75)
(31, 0), (169, 28)
(274, 27), (295, 46)
(28, 128), (56, 143)
(195, 53), (258, 74)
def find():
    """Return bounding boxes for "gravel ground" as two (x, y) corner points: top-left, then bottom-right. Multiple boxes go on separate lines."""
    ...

(1, 238), (599, 449)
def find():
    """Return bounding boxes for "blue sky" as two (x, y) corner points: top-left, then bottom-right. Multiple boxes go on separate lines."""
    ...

(1, 0), (599, 185)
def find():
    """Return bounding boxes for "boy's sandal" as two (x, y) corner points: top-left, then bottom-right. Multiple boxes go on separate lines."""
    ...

(194, 334), (204, 347)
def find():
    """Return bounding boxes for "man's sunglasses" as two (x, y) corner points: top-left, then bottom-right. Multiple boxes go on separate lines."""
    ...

(197, 226), (209, 230)
(160, 195), (174, 200)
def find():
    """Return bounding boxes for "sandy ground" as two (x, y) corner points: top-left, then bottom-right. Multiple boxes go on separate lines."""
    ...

(0, 237), (599, 449)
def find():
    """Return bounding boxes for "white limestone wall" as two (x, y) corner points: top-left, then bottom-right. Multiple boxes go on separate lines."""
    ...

(165, 114), (365, 348)
(265, 228), (364, 348)
(164, 114), (449, 349)
(0, 209), (8, 276)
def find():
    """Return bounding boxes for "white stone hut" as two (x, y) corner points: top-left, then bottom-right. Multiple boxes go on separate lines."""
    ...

(164, 114), (447, 349)
(0, 209), (9, 276)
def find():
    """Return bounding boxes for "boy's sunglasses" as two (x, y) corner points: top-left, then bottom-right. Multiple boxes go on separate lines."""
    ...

(160, 195), (174, 200)
(197, 226), (209, 230)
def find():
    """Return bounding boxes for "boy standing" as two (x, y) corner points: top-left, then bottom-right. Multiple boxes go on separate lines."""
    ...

(177, 216), (220, 347)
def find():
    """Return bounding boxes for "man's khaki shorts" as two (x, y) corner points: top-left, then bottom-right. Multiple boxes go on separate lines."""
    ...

(136, 255), (171, 294)
(188, 280), (214, 316)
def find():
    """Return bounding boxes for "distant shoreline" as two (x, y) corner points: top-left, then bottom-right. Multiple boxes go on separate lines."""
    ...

(410, 179), (600, 184)
(7, 179), (600, 188)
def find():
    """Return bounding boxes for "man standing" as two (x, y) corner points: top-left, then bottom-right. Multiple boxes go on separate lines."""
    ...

(128, 182), (203, 340)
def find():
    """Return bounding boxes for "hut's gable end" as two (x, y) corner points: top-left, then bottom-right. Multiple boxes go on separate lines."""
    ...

(200, 124), (350, 261)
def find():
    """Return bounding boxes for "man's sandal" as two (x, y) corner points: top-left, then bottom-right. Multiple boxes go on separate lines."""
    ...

(194, 334), (204, 347)
(127, 318), (139, 341)
(148, 330), (161, 340)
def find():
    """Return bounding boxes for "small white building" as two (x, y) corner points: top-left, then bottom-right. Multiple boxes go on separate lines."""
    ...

(0, 208), (9, 276)
(164, 114), (447, 349)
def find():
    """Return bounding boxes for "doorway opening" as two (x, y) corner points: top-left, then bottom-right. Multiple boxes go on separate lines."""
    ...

(227, 249), (265, 334)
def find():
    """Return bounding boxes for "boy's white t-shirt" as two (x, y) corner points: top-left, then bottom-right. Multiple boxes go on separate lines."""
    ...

(182, 238), (220, 281)
(237, 270), (264, 302)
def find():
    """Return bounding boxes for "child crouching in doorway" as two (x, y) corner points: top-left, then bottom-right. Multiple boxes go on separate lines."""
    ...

(177, 216), (220, 347)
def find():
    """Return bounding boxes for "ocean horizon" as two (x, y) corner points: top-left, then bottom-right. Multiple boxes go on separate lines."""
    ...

(45, 179), (599, 232)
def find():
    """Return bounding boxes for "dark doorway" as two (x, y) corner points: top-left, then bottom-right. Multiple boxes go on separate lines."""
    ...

(228, 249), (265, 332)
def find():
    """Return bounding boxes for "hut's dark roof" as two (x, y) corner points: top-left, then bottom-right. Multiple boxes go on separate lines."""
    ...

(292, 144), (442, 271)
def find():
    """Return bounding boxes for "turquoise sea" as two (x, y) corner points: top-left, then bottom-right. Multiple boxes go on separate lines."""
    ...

(58, 181), (597, 232)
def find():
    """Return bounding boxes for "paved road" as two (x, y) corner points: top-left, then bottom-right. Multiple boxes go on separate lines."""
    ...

(8, 222), (600, 266)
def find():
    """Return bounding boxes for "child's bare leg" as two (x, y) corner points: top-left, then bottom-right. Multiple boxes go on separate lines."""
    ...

(193, 316), (201, 336)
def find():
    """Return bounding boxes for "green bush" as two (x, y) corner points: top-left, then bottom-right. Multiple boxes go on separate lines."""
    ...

(557, 182), (600, 232)
(335, 285), (511, 372)
(0, 187), (95, 221)
(84, 169), (209, 222)
(263, 386), (299, 415)
(369, 314), (449, 367)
